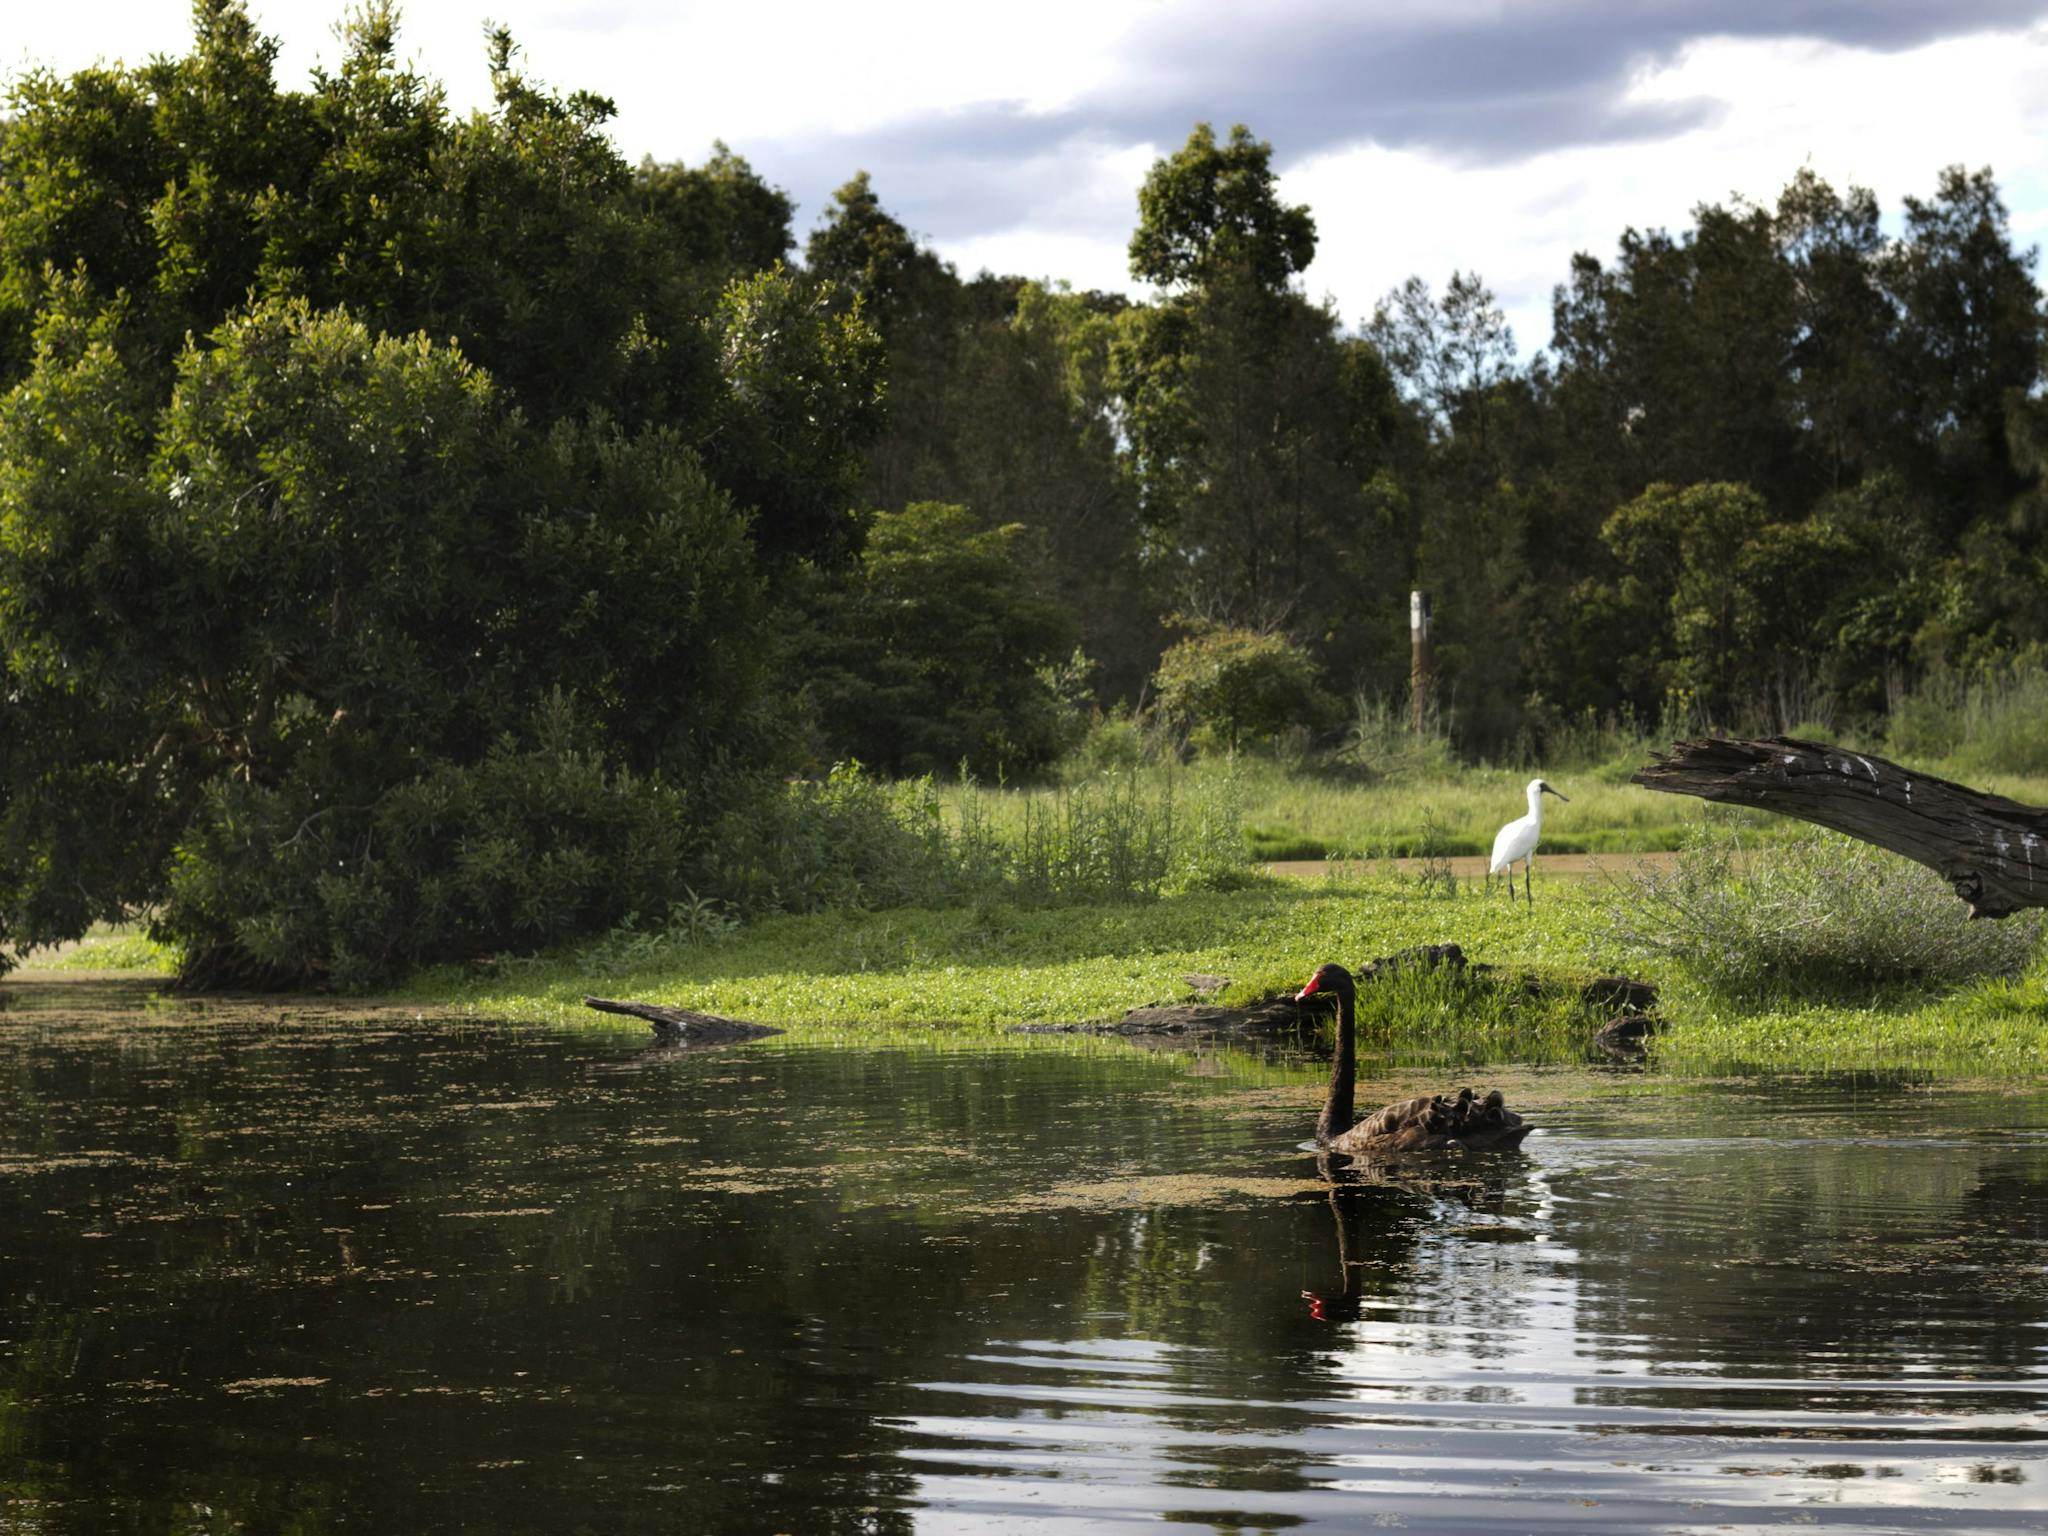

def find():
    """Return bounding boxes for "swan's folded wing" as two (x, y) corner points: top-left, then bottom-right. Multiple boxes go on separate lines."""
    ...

(1351, 1094), (1447, 1140)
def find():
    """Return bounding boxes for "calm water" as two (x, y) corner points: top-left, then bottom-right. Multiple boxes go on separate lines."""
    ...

(2, 979), (2045, 1534)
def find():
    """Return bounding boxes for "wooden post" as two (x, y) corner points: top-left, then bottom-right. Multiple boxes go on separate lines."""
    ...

(1409, 590), (1432, 736)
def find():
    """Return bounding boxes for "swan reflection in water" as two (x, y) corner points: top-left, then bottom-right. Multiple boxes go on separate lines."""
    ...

(1301, 1144), (1540, 1324)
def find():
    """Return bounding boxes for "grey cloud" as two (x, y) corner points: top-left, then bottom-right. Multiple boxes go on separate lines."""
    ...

(729, 0), (2048, 262)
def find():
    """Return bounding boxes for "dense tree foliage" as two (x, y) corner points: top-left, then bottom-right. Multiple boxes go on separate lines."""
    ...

(0, 2), (874, 982)
(794, 503), (1079, 779)
(4, 10), (2046, 983)
(834, 122), (2043, 764)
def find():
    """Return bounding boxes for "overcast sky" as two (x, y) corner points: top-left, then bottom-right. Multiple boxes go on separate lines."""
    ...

(10, 2), (2048, 353)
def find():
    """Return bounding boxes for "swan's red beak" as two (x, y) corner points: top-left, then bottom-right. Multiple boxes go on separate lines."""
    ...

(1295, 972), (1323, 1002)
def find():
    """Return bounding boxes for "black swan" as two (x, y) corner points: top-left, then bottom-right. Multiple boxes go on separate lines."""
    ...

(1294, 962), (1533, 1154)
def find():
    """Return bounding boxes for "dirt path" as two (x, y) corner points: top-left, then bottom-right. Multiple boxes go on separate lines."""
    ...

(1265, 851), (1680, 882)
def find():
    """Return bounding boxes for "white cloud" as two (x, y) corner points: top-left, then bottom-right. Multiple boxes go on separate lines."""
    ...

(5, 1), (1152, 146)
(940, 227), (1137, 296)
(1292, 25), (2048, 352)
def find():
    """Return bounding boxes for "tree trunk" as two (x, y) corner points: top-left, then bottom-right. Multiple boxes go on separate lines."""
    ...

(1632, 736), (2048, 918)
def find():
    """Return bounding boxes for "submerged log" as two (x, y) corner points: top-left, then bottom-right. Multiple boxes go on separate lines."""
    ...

(1104, 997), (1302, 1036)
(1633, 736), (2048, 918)
(582, 996), (783, 1044)
(1592, 1014), (1659, 1057)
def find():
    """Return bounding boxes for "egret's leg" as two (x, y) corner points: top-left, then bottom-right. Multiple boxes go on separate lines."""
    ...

(1524, 857), (1535, 907)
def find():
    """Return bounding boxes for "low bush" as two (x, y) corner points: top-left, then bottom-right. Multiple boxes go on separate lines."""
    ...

(1153, 624), (1339, 753)
(1335, 693), (1458, 781)
(717, 760), (1251, 918)
(1061, 709), (1168, 778)
(1016, 764), (1251, 900)
(707, 762), (968, 915)
(1604, 821), (2044, 1001)
(161, 693), (704, 991)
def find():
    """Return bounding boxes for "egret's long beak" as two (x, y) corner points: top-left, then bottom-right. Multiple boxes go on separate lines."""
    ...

(1544, 786), (1570, 802)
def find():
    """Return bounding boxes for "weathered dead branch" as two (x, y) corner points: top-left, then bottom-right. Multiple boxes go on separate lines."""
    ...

(1632, 736), (2048, 918)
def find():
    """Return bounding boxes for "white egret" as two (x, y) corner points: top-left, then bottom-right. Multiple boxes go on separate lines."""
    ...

(1488, 778), (1568, 905)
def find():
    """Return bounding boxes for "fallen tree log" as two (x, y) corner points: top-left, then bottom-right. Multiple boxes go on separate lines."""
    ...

(1632, 736), (2048, 919)
(583, 995), (783, 1044)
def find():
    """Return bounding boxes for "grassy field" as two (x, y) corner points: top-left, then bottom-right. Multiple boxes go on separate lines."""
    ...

(1229, 754), (1744, 858)
(1648, 971), (2048, 1077)
(945, 749), (2048, 863)
(936, 752), (1737, 863)
(1297, 752), (2048, 861)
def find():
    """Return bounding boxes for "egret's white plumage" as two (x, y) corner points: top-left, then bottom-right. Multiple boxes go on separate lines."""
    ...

(1488, 778), (1568, 904)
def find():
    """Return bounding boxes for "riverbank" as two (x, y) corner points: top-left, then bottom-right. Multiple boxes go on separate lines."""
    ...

(18, 851), (2045, 1079)
(393, 870), (2048, 1078)
(404, 876), (1605, 1031)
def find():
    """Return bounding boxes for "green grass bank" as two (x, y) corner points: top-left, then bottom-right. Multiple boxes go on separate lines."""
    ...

(405, 860), (2048, 1079)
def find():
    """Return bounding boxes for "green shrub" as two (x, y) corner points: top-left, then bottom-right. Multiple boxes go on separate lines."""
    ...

(1061, 708), (1162, 778)
(1338, 693), (1458, 780)
(1012, 763), (1249, 902)
(707, 762), (967, 915)
(1153, 624), (1337, 752)
(1605, 821), (2044, 1000)
(161, 694), (702, 991)
(708, 758), (1251, 919)
(575, 891), (741, 980)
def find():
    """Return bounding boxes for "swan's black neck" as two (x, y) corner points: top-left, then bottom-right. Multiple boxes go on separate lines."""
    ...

(1317, 983), (1357, 1142)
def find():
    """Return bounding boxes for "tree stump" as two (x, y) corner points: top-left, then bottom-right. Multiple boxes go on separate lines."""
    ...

(1632, 736), (2048, 919)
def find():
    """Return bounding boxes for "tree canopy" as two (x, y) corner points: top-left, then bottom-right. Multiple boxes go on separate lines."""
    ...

(0, 1), (872, 982)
